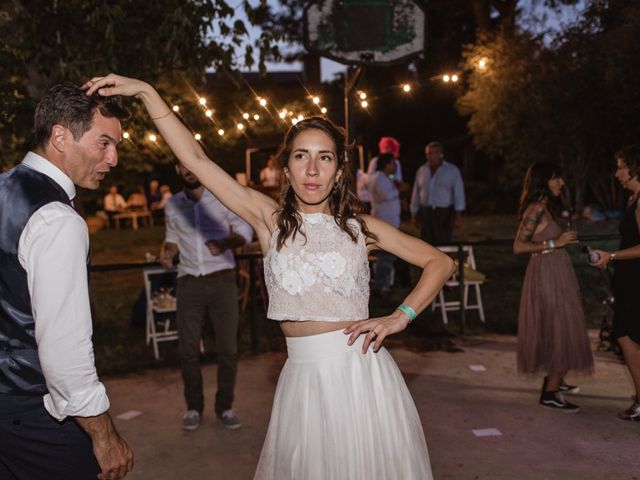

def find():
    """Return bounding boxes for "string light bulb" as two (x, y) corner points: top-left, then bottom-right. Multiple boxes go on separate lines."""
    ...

(402, 84), (412, 92)
(320, 107), (327, 114)
(122, 131), (130, 139)
(242, 112), (250, 120)
(451, 74), (459, 82)
(259, 98), (267, 107)
(279, 110), (287, 119)
(478, 58), (487, 69)
(443, 74), (450, 83)
(148, 134), (157, 142)
(358, 91), (367, 100)
(205, 110), (213, 118)
(237, 123), (245, 130)
(360, 100), (369, 108)
(292, 118), (299, 125)
(194, 133), (202, 141)
(253, 114), (260, 121)
(312, 96), (320, 104)
(297, 114), (304, 121)
(172, 105), (180, 112)
(218, 129), (224, 136)
(198, 97), (207, 106)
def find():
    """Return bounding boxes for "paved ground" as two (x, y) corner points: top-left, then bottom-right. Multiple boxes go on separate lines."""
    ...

(106, 331), (640, 480)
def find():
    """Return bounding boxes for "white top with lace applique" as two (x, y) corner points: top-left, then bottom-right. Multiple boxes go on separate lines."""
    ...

(264, 212), (370, 321)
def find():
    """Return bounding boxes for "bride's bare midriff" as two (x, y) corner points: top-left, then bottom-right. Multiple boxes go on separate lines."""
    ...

(279, 320), (358, 337)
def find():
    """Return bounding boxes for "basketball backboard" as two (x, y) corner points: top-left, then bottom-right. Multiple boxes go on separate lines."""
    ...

(304, 0), (425, 66)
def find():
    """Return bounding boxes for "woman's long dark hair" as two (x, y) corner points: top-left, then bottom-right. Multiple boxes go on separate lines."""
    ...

(518, 162), (564, 220)
(615, 144), (640, 180)
(273, 116), (375, 250)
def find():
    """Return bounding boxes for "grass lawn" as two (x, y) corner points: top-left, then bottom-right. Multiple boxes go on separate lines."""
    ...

(88, 215), (620, 376)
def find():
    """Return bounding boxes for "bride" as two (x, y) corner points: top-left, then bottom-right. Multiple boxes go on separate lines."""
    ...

(85, 74), (454, 479)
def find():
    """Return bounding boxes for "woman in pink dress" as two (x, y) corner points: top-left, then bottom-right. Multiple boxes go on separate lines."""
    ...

(513, 162), (594, 413)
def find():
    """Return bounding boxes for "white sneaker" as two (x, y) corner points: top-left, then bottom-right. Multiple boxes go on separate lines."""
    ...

(219, 409), (242, 430)
(182, 409), (201, 430)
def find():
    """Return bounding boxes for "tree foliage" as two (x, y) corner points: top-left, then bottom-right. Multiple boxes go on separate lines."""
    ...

(0, 0), (278, 169)
(457, 0), (640, 210)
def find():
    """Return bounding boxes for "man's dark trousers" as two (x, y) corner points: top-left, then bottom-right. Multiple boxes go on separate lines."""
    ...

(419, 206), (455, 245)
(0, 395), (100, 479)
(177, 270), (239, 417)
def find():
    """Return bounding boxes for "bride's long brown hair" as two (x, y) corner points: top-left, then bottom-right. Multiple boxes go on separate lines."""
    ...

(273, 116), (375, 250)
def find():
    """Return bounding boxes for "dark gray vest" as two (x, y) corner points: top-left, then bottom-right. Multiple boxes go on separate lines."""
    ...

(0, 164), (73, 395)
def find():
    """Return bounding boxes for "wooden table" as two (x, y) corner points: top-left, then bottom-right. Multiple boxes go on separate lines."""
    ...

(113, 210), (153, 230)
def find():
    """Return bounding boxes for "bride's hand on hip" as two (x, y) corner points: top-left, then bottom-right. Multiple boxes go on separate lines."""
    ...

(82, 73), (151, 98)
(344, 313), (410, 354)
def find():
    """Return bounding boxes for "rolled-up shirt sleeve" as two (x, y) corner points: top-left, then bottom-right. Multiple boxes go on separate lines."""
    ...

(164, 200), (179, 245)
(18, 203), (109, 421)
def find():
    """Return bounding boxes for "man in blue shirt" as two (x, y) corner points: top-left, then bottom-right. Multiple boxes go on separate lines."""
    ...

(410, 141), (465, 245)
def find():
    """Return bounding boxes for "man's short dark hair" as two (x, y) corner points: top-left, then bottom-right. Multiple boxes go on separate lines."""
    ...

(34, 83), (129, 149)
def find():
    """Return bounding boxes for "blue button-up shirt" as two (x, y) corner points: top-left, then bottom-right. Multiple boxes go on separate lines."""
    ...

(410, 161), (465, 214)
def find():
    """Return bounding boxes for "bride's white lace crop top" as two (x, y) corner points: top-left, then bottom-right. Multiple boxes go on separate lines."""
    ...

(264, 213), (370, 321)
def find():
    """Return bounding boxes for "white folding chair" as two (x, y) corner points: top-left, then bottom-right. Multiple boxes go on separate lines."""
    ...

(143, 267), (179, 359)
(432, 245), (486, 325)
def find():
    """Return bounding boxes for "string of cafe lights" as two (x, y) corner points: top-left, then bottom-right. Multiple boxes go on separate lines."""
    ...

(122, 60), (487, 145)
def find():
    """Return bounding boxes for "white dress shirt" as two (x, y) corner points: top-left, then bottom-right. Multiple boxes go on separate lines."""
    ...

(18, 152), (109, 421)
(410, 160), (466, 215)
(165, 189), (253, 278)
(103, 192), (127, 212)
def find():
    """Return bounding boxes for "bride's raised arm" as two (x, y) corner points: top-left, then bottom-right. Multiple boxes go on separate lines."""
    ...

(84, 74), (276, 232)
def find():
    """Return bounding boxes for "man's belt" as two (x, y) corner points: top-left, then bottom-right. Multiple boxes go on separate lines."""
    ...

(200, 268), (235, 278)
(420, 205), (454, 210)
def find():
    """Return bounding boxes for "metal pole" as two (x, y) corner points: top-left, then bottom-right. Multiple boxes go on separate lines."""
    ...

(343, 66), (364, 145)
(358, 144), (365, 172)
(344, 79), (350, 144)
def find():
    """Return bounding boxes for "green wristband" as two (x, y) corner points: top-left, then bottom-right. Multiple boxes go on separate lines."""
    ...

(397, 304), (417, 323)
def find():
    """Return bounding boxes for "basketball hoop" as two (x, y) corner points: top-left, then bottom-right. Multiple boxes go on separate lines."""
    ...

(304, 0), (426, 66)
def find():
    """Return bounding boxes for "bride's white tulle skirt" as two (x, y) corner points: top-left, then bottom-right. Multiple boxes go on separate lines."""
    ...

(254, 329), (433, 480)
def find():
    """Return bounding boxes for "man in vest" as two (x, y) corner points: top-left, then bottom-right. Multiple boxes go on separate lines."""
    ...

(0, 84), (133, 479)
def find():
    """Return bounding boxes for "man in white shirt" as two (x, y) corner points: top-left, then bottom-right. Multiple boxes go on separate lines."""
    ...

(104, 185), (127, 212)
(103, 185), (127, 227)
(0, 84), (133, 479)
(161, 164), (253, 431)
(410, 141), (466, 245)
